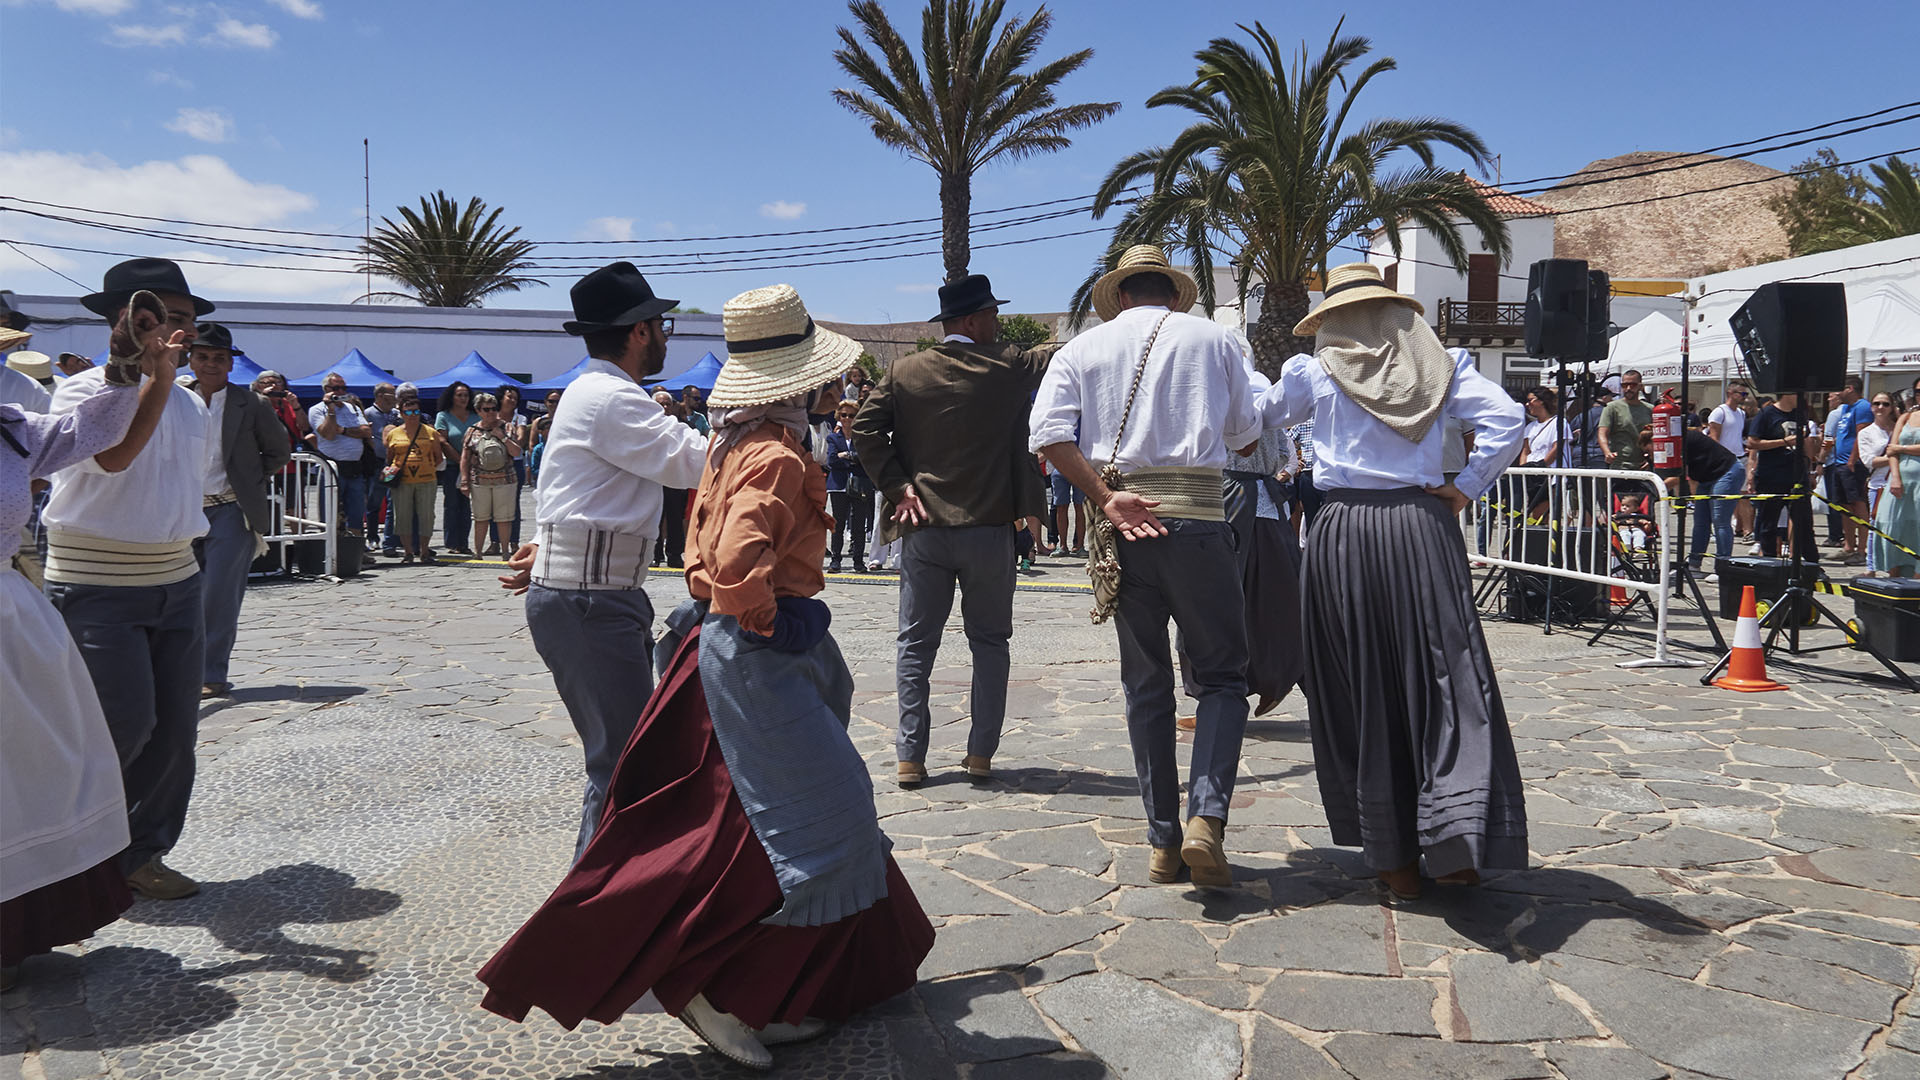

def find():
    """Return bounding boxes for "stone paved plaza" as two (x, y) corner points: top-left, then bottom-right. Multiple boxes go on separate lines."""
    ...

(4, 545), (1919, 1079)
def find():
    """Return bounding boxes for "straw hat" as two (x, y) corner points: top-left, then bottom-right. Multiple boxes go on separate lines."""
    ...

(1091, 244), (1199, 322)
(6, 350), (51, 382)
(1293, 262), (1423, 336)
(708, 284), (862, 409)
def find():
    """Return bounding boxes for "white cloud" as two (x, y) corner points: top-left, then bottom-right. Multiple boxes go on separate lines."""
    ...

(110, 23), (188, 46)
(581, 216), (633, 242)
(0, 149), (315, 224)
(759, 200), (806, 220)
(163, 107), (233, 143)
(266, 0), (322, 18)
(57, 0), (135, 14)
(894, 282), (939, 294)
(654, 221), (679, 236)
(213, 17), (276, 47)
(149, 69), (194, 88)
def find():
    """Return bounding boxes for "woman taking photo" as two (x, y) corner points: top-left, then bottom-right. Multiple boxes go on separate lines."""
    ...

(383, 391), (443, 564)
(479, 284), (932, 1072)
(434, 381), (475, 554)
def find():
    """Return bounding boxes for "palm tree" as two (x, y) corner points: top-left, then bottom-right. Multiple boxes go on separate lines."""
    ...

(1074, 21), (1511, 375)
(832, 0), (1119, 283)
(358, 191), (542, 308)
(1801, 155), (1920, 253)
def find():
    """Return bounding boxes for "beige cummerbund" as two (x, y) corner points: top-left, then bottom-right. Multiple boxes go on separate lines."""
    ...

(44, 530), (199, 587)
(1123, 466), (1225, 521)
(530, 523), (652, 591)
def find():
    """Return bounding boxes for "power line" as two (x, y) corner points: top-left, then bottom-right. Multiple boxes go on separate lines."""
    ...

(0, 187), (1139, 246)
(3, 240), (88, 290)
(1491, 98), (1920, 189)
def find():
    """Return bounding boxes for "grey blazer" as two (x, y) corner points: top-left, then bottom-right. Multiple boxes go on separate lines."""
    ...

(192, 380), (294, 534)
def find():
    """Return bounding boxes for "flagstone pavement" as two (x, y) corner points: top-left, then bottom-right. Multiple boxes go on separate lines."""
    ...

(4, 552), (1917, 1080)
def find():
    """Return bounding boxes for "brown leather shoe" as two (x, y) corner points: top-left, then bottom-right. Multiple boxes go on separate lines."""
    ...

(1379, 861), (1422, 902)
(961, 755), (991, 779)
(896, 761), (927, 787)
(1148, 846), (1183, 884)
(1434, 868), (1480, 887)
(1180, 815), (1232, 887)
(126, 856), (200, 900)
(1175, 715), (1197, 732)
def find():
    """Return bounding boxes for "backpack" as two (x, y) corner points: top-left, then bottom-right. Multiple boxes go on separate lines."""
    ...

(473, 429), (511, 473)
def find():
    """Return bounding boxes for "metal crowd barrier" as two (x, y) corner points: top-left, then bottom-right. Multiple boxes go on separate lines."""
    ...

(255, 450), (338, 577)
(1463, 466), (1689, 668)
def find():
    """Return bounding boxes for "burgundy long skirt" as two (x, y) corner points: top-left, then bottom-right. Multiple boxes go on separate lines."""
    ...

(477, 621), (933, 1031)
(1, 860), (132, 967)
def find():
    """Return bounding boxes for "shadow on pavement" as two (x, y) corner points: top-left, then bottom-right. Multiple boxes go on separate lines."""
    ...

(201, 684), (368, 714)
(1243, 718), (1312, 742)
(1428, 868), (1712, 955)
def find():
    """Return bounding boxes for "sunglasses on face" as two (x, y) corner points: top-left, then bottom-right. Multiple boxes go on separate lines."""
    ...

(480, 406), (498, 412)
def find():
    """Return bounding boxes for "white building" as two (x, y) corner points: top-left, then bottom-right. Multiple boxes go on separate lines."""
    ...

(9, 294), (724, 386)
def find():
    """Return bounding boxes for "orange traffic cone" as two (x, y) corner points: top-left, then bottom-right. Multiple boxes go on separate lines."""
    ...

(1714, 585), (1787, 693)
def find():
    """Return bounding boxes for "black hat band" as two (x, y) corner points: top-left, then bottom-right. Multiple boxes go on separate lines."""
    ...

(727, 318), (815, 354)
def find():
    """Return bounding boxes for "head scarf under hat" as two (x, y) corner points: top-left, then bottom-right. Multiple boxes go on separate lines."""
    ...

(1314, 302), (1455, 445)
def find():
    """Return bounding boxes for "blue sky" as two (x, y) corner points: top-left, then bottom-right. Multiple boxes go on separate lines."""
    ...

(3, 0), (1917, 322)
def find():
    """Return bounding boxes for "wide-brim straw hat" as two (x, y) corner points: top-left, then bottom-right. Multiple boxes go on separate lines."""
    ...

(0, 327), (30, 352)
(1092, 244), (1199, 322)
(1294, 262), (1424, 336)
(708, 284), (863, 409)
(6, 350), (52, 381)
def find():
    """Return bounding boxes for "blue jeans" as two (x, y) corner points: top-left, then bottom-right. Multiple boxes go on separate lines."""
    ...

(337, 470), (368, 537)
(47, 575), (206, 872)
(439, 466), (471, 549)
(1689, 460), (1744, 565)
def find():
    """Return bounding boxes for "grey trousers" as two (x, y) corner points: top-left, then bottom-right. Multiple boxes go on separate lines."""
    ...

(196, 501), (252, 687)
(525, 584), (655, 860)
(1114, 519), (1250, 849)
(895, 524), (1015, 765)
(47, 574), (206, 873)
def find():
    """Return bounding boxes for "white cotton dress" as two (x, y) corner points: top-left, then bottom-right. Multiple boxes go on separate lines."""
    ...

(0, 383), (140, 901)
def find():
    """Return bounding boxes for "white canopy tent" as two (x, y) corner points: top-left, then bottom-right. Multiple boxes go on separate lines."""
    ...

(1546, 311), (1721, 384)
(1853, 282), (1920, 371)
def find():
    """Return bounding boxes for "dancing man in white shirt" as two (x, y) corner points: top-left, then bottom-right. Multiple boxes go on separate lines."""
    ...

(1030, 245), (1261, 889)
(499, 262), (709, 859)
(43, 258), (209, 901)
(1256, 263), (1527, 903)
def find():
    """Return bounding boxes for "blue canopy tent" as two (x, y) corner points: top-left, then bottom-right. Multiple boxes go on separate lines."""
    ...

(648, 351), (724, 394)
(289, 348), (395, 400)
(414, 350), (527, 402)
(523, 356), (593, 392)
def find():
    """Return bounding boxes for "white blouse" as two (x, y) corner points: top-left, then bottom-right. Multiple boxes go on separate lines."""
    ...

(1255, 348), (1525, 501)
(533, 359), (710, 538)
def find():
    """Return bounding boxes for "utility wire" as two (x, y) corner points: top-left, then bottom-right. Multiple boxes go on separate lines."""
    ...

(3, 240), (89, 290)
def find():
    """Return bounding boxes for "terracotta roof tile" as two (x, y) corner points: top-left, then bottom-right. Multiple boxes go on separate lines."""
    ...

(1464, 176), (1559, 218)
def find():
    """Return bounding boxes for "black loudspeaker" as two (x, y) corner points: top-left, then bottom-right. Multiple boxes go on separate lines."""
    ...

(1585, 269), (1611, 362)
(1507, 526), (1603, 623)
(1525, 258), (1590, 359)
(1730, 282), (1847, 395)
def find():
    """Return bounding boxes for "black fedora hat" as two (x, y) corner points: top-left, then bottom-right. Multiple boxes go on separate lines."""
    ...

(80, 258), (215, 318)
(195, 322), (236, 353)
(929, 274), (1007, 323)
(563, 261), (678, 336)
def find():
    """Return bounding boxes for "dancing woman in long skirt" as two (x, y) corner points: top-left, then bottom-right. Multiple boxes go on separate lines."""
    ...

(1256, 264), (1529, 902)
(478, 284), (932, 1071)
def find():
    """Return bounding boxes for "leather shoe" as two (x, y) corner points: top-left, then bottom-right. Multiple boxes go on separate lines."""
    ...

(1175, 715), (1196, 732)
(961, 755), (992, 780)
(126, 856), (200, 900)
(1378, 862), (1422, 902)
(1254, 694), (1284, 717)
(1148, 845), (1183, 884)
(679, 994), (771, 1070)
(1180, 815), (1232, 887)
(201, 682), (232, 700)
(758, 1017), (829, 1046)
(897, 761), (927, 787)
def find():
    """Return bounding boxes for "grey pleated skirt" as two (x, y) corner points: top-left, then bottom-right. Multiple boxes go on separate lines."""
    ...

(1300, 487), (1528, 877)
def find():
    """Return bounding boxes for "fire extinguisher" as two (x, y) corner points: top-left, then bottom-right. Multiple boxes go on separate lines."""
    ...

(1651, 391), (1683, 471)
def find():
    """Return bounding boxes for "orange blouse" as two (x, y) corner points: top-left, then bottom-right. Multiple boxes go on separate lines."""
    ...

(685, 424), (831, 637)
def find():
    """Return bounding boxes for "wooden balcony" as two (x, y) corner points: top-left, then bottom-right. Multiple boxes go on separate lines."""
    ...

(1437, 298), (1525, 343)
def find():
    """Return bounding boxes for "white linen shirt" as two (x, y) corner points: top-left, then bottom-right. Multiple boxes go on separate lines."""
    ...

(44, 366), (211, 544)
(1029, 306), (1260, 468)
(533, 359), (709, 538)
(0, 365), (51, 413)
(1256, 348), (1524, 501)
